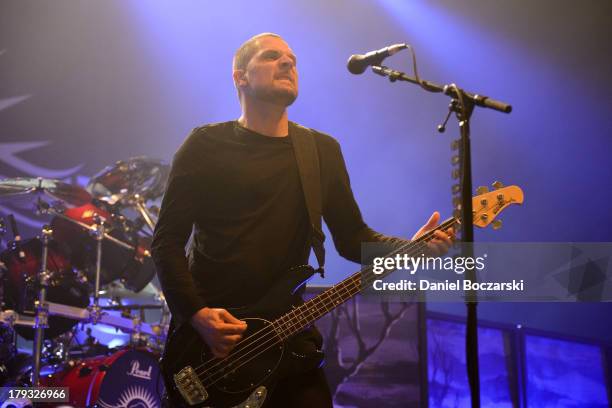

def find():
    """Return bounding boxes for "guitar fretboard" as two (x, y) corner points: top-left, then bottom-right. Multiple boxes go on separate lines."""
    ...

(271, 217), (457, 340)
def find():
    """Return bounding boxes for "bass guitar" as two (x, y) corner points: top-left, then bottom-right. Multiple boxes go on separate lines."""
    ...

(161, 184), (524, 407)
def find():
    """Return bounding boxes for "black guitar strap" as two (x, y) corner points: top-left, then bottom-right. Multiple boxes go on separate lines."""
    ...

(289, 121), (326, 277)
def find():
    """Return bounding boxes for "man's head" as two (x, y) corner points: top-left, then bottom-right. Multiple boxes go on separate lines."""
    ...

(232, 33), (298, 107)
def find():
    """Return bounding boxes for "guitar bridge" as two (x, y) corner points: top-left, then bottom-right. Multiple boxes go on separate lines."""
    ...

(174, 365), (208, 405)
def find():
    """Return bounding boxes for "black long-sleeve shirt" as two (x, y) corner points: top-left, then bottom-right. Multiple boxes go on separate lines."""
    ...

(151, 121), (408, 325)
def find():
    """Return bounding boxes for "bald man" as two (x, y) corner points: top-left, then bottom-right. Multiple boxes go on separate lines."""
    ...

(152, 33), (452, 407)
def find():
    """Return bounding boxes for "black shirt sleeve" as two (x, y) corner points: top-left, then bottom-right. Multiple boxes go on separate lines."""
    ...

(151, 130), (207, 326)
(321, 136), (410, 263)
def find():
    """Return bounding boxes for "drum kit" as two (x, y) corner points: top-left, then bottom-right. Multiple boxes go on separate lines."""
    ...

(0, 157), (171, 407)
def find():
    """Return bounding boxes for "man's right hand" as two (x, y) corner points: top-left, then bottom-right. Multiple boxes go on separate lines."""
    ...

(190, 307), (248, 358)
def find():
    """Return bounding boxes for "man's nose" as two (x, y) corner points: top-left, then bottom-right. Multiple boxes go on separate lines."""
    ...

(278, 55), (294, 69)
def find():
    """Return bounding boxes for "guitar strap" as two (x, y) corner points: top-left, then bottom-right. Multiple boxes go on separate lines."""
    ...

(289, 121), (326, 277)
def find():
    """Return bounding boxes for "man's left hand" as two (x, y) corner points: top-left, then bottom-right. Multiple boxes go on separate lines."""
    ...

(411, 211), (455, 256)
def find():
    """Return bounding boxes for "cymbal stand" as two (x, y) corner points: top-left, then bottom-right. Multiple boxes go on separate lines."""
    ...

(88, 215), (105, 325)
(130, 313), (144, 347)
(0, 217), (6, 309)
(132, 194), (157, 234)
(0, 216), (6, 249)
(30, 225), (52, 386)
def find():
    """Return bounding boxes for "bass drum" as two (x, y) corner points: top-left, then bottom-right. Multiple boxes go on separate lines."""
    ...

(42, 348), (165, 408)
(0, 238), (89, 340)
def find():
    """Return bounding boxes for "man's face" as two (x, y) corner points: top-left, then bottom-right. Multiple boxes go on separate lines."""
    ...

(236, 36), (298, 106)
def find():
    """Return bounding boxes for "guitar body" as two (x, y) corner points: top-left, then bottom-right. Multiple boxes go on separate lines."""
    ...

(162, 317), (284, 407)
(161, 265), (323, 408)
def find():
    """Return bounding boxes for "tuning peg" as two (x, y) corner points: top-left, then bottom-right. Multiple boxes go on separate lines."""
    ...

(492, 219), (502, 230)
(476, 186), (489, 195)
(492, 181), (504, 190)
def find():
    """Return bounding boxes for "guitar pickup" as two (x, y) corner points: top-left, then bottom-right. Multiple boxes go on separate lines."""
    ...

(174, 365), (209, 405)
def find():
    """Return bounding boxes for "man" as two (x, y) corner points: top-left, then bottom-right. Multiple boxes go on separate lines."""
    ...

(151, 33), (453, 407)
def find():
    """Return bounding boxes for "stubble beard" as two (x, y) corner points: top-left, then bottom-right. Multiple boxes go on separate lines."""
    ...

(250, 85), (298, 107)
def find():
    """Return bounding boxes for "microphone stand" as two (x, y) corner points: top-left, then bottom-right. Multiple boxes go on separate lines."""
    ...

(371, 65), (511, 408)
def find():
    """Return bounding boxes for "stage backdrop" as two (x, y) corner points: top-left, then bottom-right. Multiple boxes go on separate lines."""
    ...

(1, 0), (612, 342)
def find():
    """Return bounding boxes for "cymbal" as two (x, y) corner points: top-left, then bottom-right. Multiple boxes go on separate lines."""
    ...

(0, 178), (92, 207)
(87, 156), (169, 204)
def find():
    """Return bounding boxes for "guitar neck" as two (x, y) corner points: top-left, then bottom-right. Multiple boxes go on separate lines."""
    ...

(272, 217), (457, 339)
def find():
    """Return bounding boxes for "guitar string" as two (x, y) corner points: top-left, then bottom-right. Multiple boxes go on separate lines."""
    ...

(189, 191), (508, 386)
(192, 219), (456, 386)
(193, 219), (456, 383)
(190, 237), (436, 381)
(190, 222), (449, 378)
(198, 238), (438, 389)
(198, 239), (432, 387)
(193, 218), (455, 383)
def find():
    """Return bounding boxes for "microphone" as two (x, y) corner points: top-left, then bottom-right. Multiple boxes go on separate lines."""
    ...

(347, 43), (408, 75)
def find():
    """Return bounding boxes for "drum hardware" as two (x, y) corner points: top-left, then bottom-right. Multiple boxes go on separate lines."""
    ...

(86, 157), (170, 204)
(48, 205), (136, 252)
(74, 268), (89, 285)
(129, 314), (145, 346)
(41, 337), (69, 364)
(40, 348), (165, 407)
(0, 255), (6, 317)
(0, 312), (19, 384)
(91, 214), (105, 311)
(1, 235), (90, 340)
(30, 225), (52, 387)
(0, 216), (6, 256)
(132, 194), (157, 234)
(45, 301), (160, 338)
(82, 326), (100, 348)
(1, 170), (169, 395)
(0, 177), (92, 208)
(87, 157), (168, 236)
(87, 303), (104, 326)
(5, 214), (24, 265)
(99, 303), (163, 311)
(0, 310), (35, 328)
(48, 202), (155, 292)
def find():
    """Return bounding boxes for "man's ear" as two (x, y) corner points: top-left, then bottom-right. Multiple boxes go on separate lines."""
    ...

(233, 69), (247, 89)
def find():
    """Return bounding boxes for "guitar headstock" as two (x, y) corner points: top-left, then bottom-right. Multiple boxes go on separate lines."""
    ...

(472, 181), (524, 229)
